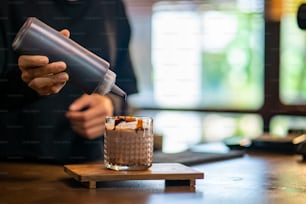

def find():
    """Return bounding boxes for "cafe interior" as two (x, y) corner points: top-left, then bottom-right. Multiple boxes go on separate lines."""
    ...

(2, 0), (306, 203)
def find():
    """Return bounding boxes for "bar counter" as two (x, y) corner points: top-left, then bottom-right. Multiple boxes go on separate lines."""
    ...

(1, 152), (306, 204)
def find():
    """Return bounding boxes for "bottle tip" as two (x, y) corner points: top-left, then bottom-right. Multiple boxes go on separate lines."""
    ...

(111, 84), (127, 100)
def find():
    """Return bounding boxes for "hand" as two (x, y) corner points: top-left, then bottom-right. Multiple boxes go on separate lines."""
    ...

(18, 29), (70, 95)
(65, 94), (114, 139)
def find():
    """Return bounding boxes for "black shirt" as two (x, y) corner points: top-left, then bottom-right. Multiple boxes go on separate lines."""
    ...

(0, 0), (138, 163)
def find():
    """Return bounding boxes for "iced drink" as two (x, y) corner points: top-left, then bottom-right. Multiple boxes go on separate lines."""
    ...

(104, 116), (153, 170)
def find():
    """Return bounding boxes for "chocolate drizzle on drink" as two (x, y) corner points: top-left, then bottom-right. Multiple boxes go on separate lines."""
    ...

(135, 119), (144, 132)
(113, 116), (144, 132)
(114, 117), (127, 127)
(121, 93), (128, 115)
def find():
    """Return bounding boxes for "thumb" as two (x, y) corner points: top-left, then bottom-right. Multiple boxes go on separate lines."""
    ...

(60, 29), (70, 38)
(69, 95), (92, 111)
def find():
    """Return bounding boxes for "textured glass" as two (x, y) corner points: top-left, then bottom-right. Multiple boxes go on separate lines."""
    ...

(104, 116), (153, 171)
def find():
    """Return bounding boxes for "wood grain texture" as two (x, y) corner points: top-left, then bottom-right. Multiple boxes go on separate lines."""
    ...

(64, 163), (204, 189)
(1, 152), (306, 204)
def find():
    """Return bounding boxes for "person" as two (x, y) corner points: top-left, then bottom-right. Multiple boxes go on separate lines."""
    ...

(0, 0), (138, 163)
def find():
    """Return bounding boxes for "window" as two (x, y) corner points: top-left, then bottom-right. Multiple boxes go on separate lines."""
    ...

(151, 0), (264, 110)
(280, 0), (306, 105)
(125, 0), (306, 150)
(126, 0), (264, 144)
(268, 0), (306, 136)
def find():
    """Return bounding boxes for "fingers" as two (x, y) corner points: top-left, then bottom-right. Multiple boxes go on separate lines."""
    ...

(67, 95), (113, 121)
(28, 72), (69, 95)
(66, 94), (114, 139)
(70, 117), (106, 140)
(67, 108), (106, 126)
(20, 61), (67, 83)
(18, 55), (49, 69)
(67, 109), (107, 140)
(17, 28), (71, 96)
(60, 29), (70, 38)
(66, 103), (107, 129)
(68, 94), (93, 111)
(18, 55), (69, 95)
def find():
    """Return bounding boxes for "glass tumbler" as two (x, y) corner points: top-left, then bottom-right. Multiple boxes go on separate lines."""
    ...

(104, 116), (154, 170)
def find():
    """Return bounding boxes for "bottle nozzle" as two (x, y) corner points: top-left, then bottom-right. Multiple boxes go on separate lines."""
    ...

(111, 84), (127, 100)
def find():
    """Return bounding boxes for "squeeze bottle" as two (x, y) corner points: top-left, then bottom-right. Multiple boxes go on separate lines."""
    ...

(12, 17), (126, 98)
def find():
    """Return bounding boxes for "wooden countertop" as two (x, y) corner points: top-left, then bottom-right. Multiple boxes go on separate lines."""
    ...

(1, 151), (306, 204)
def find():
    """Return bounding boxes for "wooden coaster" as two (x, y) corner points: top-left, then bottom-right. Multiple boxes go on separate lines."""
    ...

(64, 163), (204, 190)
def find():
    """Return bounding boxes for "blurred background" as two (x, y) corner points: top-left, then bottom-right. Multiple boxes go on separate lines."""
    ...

(122, 0), (306, 152)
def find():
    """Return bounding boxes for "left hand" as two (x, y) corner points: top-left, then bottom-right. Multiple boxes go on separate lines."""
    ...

(65, 94), (114, 139)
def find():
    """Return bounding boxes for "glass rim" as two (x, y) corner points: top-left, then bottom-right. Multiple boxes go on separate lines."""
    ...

(105, 116), (153, 120)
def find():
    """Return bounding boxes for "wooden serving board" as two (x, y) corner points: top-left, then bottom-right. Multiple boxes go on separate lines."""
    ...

(64, 163), (204, 190)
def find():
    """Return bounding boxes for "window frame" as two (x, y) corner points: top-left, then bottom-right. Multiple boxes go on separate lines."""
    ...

(125, 0), (306, 133)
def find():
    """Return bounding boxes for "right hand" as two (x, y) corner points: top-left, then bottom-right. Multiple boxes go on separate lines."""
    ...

(18, 29), (70, 95)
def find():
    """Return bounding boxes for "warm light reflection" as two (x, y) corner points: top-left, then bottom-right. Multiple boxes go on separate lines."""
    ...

(202, 114), (237, 142)
(152, 5), (201, 107)
(154, 111), (202, 153)
(201, 11), (237, 53)
(270, 116), (306, 136)
(150, 1), (264, 109)
(280, 0), (306, 104)
(136, 110), (262, 153)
